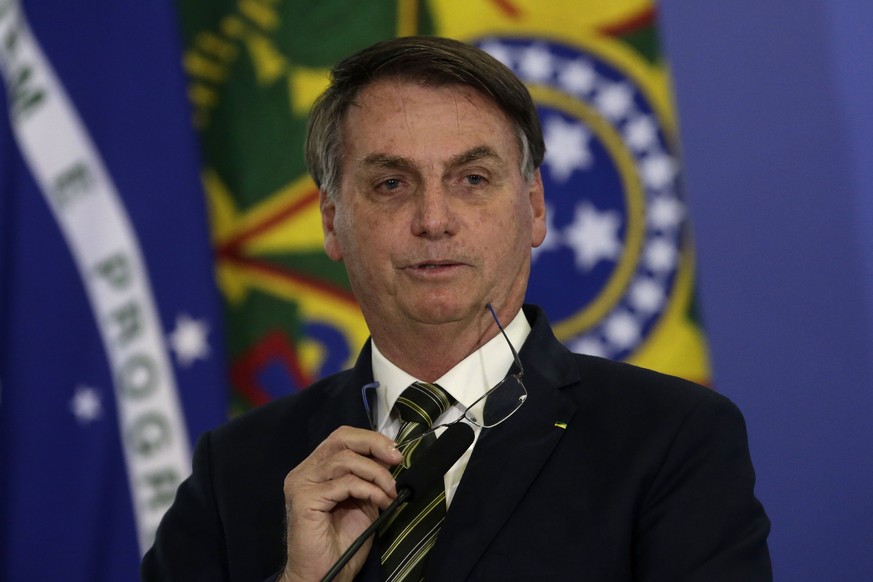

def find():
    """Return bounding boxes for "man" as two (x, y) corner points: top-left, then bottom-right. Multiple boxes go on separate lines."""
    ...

(143, 37), (771, 582)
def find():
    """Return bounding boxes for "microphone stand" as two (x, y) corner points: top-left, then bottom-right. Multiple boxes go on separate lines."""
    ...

(320, 488), (411, 582)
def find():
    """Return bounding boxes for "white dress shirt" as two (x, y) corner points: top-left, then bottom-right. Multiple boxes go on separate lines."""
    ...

(371, 309), (531, 506)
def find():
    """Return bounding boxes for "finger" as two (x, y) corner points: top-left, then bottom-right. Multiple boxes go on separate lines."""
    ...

(308, 473), (398, 511)
(308, 449), (398, 495)
(320, 426), (403, 466)
(287, 476), (395, 523)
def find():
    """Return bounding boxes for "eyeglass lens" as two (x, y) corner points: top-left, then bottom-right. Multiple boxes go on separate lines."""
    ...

(464, 375), (527, 428)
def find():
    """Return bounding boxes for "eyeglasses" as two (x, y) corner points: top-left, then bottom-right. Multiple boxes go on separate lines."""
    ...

(393, 304), (527, 449)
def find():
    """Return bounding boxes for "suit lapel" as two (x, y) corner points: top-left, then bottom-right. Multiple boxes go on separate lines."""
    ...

(426, 306), (581, 581)
(307, 340), (375, 447)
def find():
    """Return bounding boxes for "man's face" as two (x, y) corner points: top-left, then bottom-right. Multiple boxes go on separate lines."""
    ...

(321, 80), (546, 333)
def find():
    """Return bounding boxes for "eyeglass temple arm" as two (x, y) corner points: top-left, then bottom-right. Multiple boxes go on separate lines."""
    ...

(487, 303), (524, 374)
(361, 381), (379, 431)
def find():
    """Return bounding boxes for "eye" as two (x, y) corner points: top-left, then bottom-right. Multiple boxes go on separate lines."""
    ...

(374, 177), (408, 195)
(382, 178), (402, 190)
(465, 174), (486, 186)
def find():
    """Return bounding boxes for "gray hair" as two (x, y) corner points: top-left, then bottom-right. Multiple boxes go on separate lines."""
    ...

(305, 36), (545, 199)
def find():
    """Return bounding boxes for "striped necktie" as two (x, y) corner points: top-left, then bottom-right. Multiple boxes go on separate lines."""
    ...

(379, 381), (455, 582)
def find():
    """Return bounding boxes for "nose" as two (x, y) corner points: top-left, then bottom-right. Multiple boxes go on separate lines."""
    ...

(411, 183), (458, 238)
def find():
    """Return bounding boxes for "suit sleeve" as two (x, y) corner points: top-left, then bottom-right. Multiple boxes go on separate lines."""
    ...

(141, 431), (231, 582)
(634, 394), (772, 582)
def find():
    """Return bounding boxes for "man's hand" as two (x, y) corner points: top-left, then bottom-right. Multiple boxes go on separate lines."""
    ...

(279, 426), (403, 582)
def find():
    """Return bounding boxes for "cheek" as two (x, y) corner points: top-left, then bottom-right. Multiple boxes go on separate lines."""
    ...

(494, 204), (534, 266)
(492, 202), (530, 241)
(479, 218), (519, 265)
(337, 217), (391, 275)
(329, 207), (370, 267)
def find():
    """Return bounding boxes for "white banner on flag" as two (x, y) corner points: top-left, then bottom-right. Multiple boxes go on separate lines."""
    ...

(0, 0), (192, 552)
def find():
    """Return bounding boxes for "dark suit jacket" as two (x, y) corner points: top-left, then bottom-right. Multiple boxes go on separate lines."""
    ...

(142, 305), (771, 581)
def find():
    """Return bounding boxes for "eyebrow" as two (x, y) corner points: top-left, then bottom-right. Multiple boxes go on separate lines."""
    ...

(446, 145), (504, 169)
(359, 145), (504, 172)
(359, 153), (417, 171)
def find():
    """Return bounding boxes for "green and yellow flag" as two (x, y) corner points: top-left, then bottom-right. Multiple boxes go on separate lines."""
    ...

(177, 0), (710, 413)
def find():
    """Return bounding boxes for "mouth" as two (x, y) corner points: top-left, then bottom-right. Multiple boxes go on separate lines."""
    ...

(404, 259), (468, 275)
(412, 260), (461, 269)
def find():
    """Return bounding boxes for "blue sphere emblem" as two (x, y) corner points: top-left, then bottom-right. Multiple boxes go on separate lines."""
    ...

(476, 37), (689, 361)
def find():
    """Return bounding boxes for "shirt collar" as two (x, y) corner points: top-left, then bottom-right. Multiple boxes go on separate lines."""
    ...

(371, 309), (531, 430)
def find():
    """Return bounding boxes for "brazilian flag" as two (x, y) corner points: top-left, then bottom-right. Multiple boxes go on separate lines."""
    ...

(176, 0), (710, 413)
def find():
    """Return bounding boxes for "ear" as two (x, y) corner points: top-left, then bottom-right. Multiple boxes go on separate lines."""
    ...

(528, 169), (547, 248)
(320, 190), (343, 261)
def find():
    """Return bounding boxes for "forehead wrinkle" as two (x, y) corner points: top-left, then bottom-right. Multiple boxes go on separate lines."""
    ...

(446, 145), (506, 169)
(359, 153), (418, 172)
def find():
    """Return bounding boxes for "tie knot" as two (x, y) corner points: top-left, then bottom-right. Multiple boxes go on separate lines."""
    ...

(395, 382), (455, 428)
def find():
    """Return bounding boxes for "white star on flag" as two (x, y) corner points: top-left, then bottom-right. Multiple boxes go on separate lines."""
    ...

(629, 278), (665, 314)
(559, 59), (597, 95)
(648, 196), (685, 230)
(481, 40), (513, 68)
(543, 116), (592, 183)
(70, 386), (102, 424)
(641, 153), (677, 190)
(644, 237), (678, 273)
(595, 81), (634, 120)
(518, 44), (553, 82)
(624, 115), (658, 152)
(604, 311), (641, 350)
(564, 202), (623, 271)
(570, 336), (607, 358)
(168, 313), (211, 367)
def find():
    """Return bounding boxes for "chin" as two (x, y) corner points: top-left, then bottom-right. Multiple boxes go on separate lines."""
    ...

(403, 295), (478, 325)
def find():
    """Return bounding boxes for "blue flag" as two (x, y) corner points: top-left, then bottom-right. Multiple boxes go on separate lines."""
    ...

(0, 1), (227, 579)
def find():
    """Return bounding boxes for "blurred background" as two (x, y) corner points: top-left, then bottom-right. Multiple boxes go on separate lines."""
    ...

(1, 0), (871, 579)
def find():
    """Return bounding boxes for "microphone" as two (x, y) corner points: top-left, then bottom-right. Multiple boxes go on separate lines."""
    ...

(395, 422), (475, 499)
(321, 422), (475, 582)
